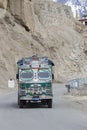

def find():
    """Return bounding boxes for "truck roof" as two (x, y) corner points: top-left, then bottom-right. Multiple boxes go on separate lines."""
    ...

(17, 55), (54, 69)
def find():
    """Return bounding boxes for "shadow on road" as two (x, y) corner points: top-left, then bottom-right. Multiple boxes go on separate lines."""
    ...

(23, 103), (48, 109)
(0, 102), (18, 109)
(0, 102), (49, 109)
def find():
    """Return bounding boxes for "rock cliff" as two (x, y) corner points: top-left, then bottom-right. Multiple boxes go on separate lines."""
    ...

(0, 0), (86, 87)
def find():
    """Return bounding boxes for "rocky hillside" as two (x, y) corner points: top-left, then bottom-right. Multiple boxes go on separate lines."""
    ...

(0, 0), (86, 87)
(53, 0), (87, 19)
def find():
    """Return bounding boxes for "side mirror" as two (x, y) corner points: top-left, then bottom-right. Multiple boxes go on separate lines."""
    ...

(16, 74), (19, 79)
(52, 74), (54, 80)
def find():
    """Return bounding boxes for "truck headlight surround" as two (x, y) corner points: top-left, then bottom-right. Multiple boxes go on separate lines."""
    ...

(19, 88), (26, 95)
(46, 89), (52, 94)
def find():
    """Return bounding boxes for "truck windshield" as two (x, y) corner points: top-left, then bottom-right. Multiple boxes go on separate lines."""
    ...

(38, 69), (51, 80)
(20, 69), (33, 81)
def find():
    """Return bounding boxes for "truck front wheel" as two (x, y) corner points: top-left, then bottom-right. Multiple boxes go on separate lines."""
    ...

(19, 100), (24, 108)
(47, 99), (52, 108)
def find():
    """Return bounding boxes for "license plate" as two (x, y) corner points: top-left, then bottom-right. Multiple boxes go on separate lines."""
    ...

(32, 98), (40, 101)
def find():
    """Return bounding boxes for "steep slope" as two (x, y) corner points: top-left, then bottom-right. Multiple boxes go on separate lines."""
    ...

(0, 0), (86, 87)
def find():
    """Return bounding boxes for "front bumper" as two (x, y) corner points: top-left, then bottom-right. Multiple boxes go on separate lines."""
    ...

(19, 95), (53, 101)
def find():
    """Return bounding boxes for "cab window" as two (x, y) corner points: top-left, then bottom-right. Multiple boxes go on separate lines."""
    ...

(38, 69), (51, 80)
(20, 69), (33, 81)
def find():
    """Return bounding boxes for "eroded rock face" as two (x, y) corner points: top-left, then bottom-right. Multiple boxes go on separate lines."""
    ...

(31, 0), (86, 81)
(7, 0), (34, 31)
(0, 0), (86, 87)
(0, 0), (35, 31)
(0, 0), (7, 9)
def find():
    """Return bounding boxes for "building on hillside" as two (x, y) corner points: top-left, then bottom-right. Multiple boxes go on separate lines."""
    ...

(79, 14), (87, 25)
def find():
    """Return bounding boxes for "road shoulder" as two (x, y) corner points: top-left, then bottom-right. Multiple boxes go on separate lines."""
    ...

(0, 87), (17, 97)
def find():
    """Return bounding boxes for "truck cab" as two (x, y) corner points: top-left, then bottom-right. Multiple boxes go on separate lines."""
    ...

(16, 55), (54, 108)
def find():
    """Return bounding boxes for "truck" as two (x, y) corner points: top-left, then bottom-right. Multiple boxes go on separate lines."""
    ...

(16, 55), (54, 108)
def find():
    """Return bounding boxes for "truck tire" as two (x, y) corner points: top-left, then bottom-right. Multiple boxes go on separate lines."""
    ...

(19, 100), (24, 108)
(18, 94), (20, 105)
(48, 99), (52, 108)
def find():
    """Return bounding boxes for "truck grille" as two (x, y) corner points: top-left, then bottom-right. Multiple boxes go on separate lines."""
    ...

(29, 86), (42, 95)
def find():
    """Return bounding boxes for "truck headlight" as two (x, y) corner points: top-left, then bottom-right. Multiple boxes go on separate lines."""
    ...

(46, 89), (52, 94)
(19, 88), (26, 95)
